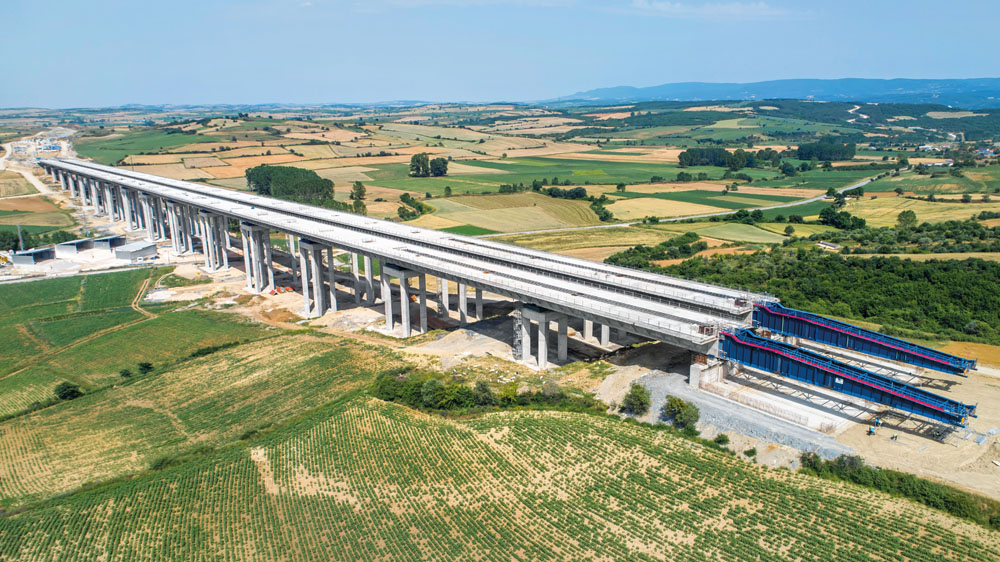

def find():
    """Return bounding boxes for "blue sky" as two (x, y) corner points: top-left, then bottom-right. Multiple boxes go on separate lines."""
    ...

(2, 0), (997, 108)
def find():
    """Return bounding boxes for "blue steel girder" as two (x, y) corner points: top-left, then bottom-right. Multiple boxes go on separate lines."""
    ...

(753, 303), (976, 375)
(719, 330), (976, 427)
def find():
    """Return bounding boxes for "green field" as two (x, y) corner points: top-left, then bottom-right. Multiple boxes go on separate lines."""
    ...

(1, 397), (994, 561)
(439, 224), (498, 235)
(0, 270), (274, 418)
(75, 130), (215, 165)
(0, 335), (405, 508)
(617, 189), (800, 210)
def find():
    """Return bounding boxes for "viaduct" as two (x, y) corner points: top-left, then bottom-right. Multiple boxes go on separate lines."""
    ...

(38, 158), (978, 427)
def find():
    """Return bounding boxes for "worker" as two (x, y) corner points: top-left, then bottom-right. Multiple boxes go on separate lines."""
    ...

(891, 434), (899, 441)
(867, 427), (875, 436)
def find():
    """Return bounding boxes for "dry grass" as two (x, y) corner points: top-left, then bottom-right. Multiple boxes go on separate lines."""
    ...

(936, 342), (1000, 367)
(844, 197), (1000, 227)
(126, 163), (209, 180)
(0, 197), (60, 213)
(607, 197), (723, 220)
(182, 156), (227, 168)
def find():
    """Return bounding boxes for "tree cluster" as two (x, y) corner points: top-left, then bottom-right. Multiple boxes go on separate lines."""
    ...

(409, 153), (448, 177)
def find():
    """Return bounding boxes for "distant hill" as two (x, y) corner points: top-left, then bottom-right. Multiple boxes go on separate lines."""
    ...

(553, 78), (1000, 109)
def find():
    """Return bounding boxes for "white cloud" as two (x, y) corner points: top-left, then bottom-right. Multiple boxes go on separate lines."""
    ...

(627, 0), (788, 19)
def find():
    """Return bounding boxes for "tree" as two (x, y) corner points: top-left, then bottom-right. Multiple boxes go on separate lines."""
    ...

(119, 369), (132, 379)
(421, 379), (445, 408)
(713, 433), (730, 446)
(961, 193), (973, 203)
(894, 187), (904, 197)
(54, 382), (83, 401)
(788, 215), (804, 223)
(349, 181), (366, 200)
(616, 183), (626, 193)
(897, 209), (917, 228)
(661, 395), (699, 428)
(409, 153), (430, 177)
(473, 381), (496, 406)
(138, 362), (154, 374)
(444, 185), (452, 197)
(619, 383), (651, 416)
(784, 225), (795, 236)
(352, 199), (367, 215)
(429, 157), (448, 177)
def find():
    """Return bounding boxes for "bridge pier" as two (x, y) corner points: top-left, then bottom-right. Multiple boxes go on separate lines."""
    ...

(351, 253), (361, 304)
(298, 239), (329, 317)
(241, 223), (273, 292)
(382, 264), (426, 338)
(517, 304), (569, 368)
(458, 282), (468, 325)
(438, 277), (449, 316)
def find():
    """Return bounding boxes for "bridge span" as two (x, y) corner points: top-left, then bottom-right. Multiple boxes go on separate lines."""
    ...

(38, 158), (978, 426)
(40, 158), (765, 360)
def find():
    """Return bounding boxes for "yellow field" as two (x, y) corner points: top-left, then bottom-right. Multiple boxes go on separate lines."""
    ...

(182, 156), (227, 168)
(0, 210), (73, 227)
(0, 170), (36, 198)
(313, 166), (376, 183)
(127, 163), (209, 180)
(286, 144), (338, 159)
(427, 192), (601, 232)
(935, 341), (1000, 367)
(607, 197), (723, 220)
(123, 154), (185, 165)
(844, 197), (1000, 227)
(497, 225), (678, 252)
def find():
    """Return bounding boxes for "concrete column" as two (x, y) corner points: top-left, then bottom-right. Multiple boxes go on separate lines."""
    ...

(240, 227), (253, 290)
(310, 246), (325, 316)
(458, 282), (468, 325)
(537, 316), (548, 368)
(475, 288), (483, 320)
(557, 316), (568, 362)
(418, 275), (427, 333)
(520, 313), (531, 363)
(399, 274), (410, 337)
(104, 185), (114, 220)
(219, 219), (230, 269)
(249, 229), (263, 290)
(298, 243), (312, 316)
(58, 173), (67, 191)
(199, 213), (212, 269)
(381, 270), (393, 329)
(599, 324), (610, 347)
(438, 277), (449, 316)
(584, 319), (594, 341)
(142, 197), (155, 241)
(286, 234), (298, 283)
(352, 253), (361, 304)
(325, 247), (336, 312)
(364, 256), (375, 305)
(263, 235), (274, 291)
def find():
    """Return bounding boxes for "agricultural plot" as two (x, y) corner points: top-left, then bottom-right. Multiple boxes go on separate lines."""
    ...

(0, 170), (36, 197)
(0, 196), (73, 233)
(757, 222), (838, 236)
(845, 197), (1000, 227)
(653, 222), (787, 243)
(874, 168), (1000, 194)
(0, 335), (405, 508)
(74, 130), (215, 165)
(425, 192), (601, 233)
(497, 225), (680, 253)
(1, 399), (995, 561)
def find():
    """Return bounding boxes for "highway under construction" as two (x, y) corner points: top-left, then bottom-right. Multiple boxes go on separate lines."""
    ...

(38, 158), (979, 427)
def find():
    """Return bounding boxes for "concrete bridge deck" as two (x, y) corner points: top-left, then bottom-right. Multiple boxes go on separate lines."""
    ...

(41, 158), (771, 357)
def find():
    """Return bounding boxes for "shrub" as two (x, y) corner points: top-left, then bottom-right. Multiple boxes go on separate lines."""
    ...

(54, 382), (83, 401)
(744, 448), (757, 457)
(661, 395), (699, 428)
(473, 381), (497, 406)
(421, 379), (446, 409)
(713, 434), (730, 446)
(119, 369), (132, 379)
(619, 383), (651, 416)
(138, 362), (154, 374)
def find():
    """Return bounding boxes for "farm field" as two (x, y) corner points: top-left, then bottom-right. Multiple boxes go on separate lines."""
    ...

(0, 269), (274, 418)
(496, 225), (680, 252)
(0, 170), (36, 197)
(873, 168), (1000, 194)
(419, 192), (602, 233)
(0, 335), (405, 508)
(757, 222), (838, 236)
(1, 398), (995, 561)
(844, 196), (1000, 227)
(653, 222), (788, 243)
(0, 195), (73, 234)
